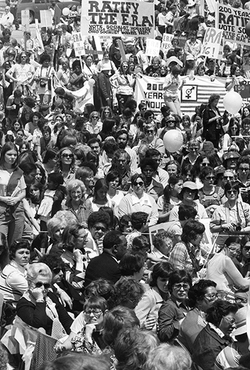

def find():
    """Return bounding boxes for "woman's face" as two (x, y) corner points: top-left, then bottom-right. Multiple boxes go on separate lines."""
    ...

(167, 164), (178, 175)
(142, 165), (154, 180)
(203, 172), (215, 186)
(83, 172), (95, 189)
(182, 188), (196, 202)
(35, 168), (43, 182)
(226, 242), (241, 260)
(123, 221), (133, 234)
(14, 121), (21, 131)
(191, 233), (203, 247)
(31, 275), (51, 297)
(230, 123), (238, 134)
(226, 188), (238, 202)
(71, 186), (83, 202)
(29, 186), (40, 202)
(242, 242), (250, 260)
(54, 224), (66, 242)
(14, 248), (30, 267)
(75, 228), (88, 250)
(4, 149), (18, 166)
(219, 313), (236, 335)
(132, 178), (145, 197)
(96, 187), (107, 201)
(86, 57), (92, 66)
(244, 107), (250, 116)
(172, 180), (183, 194)
(156, 276), (169, 294)
(52, 266), (64, 283)
(200, 286), (218, 312)
(171, 281), (190, 301)
(44, 131), (50, 140)
(85, 307), (104, 327)
(33, 115), (39, 124)
(61, 150), (73, 166)
(108, 177), (119, 191)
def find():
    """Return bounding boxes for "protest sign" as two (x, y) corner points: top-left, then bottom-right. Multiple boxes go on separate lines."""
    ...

(40, 10), (53, 28)
(21, 9), (30, 27)
(202, 27), (223, 59)
(161, 33), (174, 55)
(215, 3), (250, 46)
(81, 0), (154, 38)
(234, 77), (250, 99)
(145, 39), (161, 57)
(72, 32), (85, 56)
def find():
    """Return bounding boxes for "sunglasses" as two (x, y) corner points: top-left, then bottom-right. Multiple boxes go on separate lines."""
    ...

(146, 130), (154, 134)
(35, 282), (50, 289)
(94, 226), (106, 232)
(202, 163), (209, 166)
(133, 181), (144, 187)
(62, 153), (73, 158)
(227, 190), (237, 194)
(205, 176), (215, 180)
(173, 283), (190, 290)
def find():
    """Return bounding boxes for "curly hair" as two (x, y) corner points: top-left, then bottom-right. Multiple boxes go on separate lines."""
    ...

(110, 276), (144, 309)
(65, 179), (86, 206)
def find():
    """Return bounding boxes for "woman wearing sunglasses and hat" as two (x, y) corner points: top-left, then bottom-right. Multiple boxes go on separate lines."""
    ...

(169, 181), (208, 221)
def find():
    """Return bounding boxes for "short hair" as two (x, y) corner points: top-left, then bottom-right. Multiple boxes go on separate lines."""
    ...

(119, 253), (145, 276)
(84, 278), (114, 302)
(145, 148), (161, 158)
(116, 129), (128, 140)
(224, 181), (240, 194)
(103, 230), (123, 250)
(115, 328), (158, 370)
(181, 220), (205, 244)
(209, 94), (220, 105)
(102, 306), (139, 346)
(112, 149), (130, 167)
(206, 300), (238, 327)
(75, 166), (94, 181)
(145, 343), (192, 370)
(61, 224), (87, 252)
(111, 276), (144, 308)
(9, 240), (31, 261)
(140, 158), (158, 172)
(150, 262), (173, 287)
(87, 211), (110, 230)
(225, 236), (241, 248)
(131, 235), (150, 256)
(47, 216), (67, 239)
(26, 262), (52, 286)
(39, 254), (64, 272)
(153, 231), (174, 256)
(199, 166), (214, 181)
(188, 279), (217, 308)
(130, 173), (146, 187)
(106, 170), (121, 185)
(178, 204), (197, 221)
(168, 270), (192, 293)
(83, 296), (107, 313)
(66, 179), (86, 204)
(131, 212), (148, 230)
(118, 215), (132, 232)
(40, 353), (110, 370)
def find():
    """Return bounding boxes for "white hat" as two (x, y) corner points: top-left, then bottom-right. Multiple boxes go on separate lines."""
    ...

(232, 306), (247, 337)
(166, 56), (183, 68)
(187, 0), (196, 7)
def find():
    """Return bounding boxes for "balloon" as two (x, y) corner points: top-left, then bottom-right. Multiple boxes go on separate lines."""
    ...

(163, 129), (183, 153)
(62, 8), (70, 16)
(223, 91), (242, 115)
(246, 22), (250, 37)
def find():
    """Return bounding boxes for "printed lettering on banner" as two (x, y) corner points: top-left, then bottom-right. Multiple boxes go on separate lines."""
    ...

(202, 27), (223, 59)
(135, 75), (166, 112)
(146, 39), (161, 57)
(81, 0), (154, 38)
(72, 32), (85, 57)
(161, 33), (174, 55)
(21, 9), (30, 27)
(215, 3), (250, 46)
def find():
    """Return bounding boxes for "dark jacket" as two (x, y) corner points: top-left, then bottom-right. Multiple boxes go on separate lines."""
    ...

(84, 251), (121, 287)
(192, 324), (231, 370)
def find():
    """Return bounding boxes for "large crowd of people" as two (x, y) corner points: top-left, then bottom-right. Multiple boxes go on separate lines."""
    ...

(0, 0), (250, 369)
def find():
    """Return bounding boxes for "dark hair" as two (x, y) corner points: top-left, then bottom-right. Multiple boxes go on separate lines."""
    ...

(61, 224), (86, 252)
(131, 173), (146, 187)
(119, 215), (132, 232)
(131, 212), (148, 230)
(0, 142), (19, 168)
(119, 253), (145, 276)
(93, 178), (108, 202)
(178, 204), (197, 221)
(9, 239), (31, 260)
(163, 174), (183, 203)
(188, 279), (217, 308)
(0, 233), (8, 270)
(83, 295), (107, 313)
(39, 254), (64, 272)
(199, 166), (214, 182)
(87, 211), (110, 230)
(85, 278), (114, 302)
(140, 158), (158, 172)
(224, 181), (240, 195)
(206, 300), (238, 327)
(209, 94), (220, 106)
(40, 353), (110, 370)
(111, 276), (144, 309)
(150, 262), (173, 287)
(103, 230), (123, 250)
(102, 306), (139, 346)
(116, 129), (128, 141)
(168, 270), (192, 293)
(224, 236), (241, 248)
(131, 235), (150, 257)
(106, 170), (121, 186)
(145, 148), (160, 158)
(181, 220), (205, 244)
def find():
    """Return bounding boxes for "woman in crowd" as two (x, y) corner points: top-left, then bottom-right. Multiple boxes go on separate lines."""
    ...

(106, 170), (124, 209)
(198, 166), (224, 209)
(53, 147), (75, 185)
(84, 111), (103, 135)
(207, 236), (250, 299)
(86, 178), (115, 212)
(193, 300), (238, 370)
(202, 94), (223, 148)
(118, 174), (159, 227)
(0, 142), (27, 245)
(0, 239), (30, 305)
(169, 219), (205, 275)
(34, 53), (55, 105)
(135, 261), (173, 331)
(163, 65), (185, 116)
(157, 174), (183, 222)
(54, 296), (108, 354)
(63, 179), (93, 225)
(210, 181), (250, 245)
(178, 279), (217, 354)
(158, 270), (192, 343)
(16, 262), (72, 337)
(109, 149), (131, 192)
(116, 61), (135, 114)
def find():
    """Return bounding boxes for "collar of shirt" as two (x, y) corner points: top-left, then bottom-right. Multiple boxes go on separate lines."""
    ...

(131, 192), (151, 206)
(208, 322), (225, 338)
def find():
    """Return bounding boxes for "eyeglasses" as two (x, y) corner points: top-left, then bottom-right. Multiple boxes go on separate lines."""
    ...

(205, 176), (215, 180)
(35, 282), (50, 289)
(243, 246), (250, 251)
(173, 283), (190, 290)
(146, 130), (154, 134)
(239, 167), (249, 171)
(223, 316), (235, 325)
(62, 153), (73, 158)
(53, 267), (63, 275)
(227, 190), (237, 195)
(204, 293), (218, 301)
(92, 116), (99, 119)
(133, 181), (144, 187)
(224, 176), (234, 180)
(202, 163), (209, 166)
(85, 308), (102, 316)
